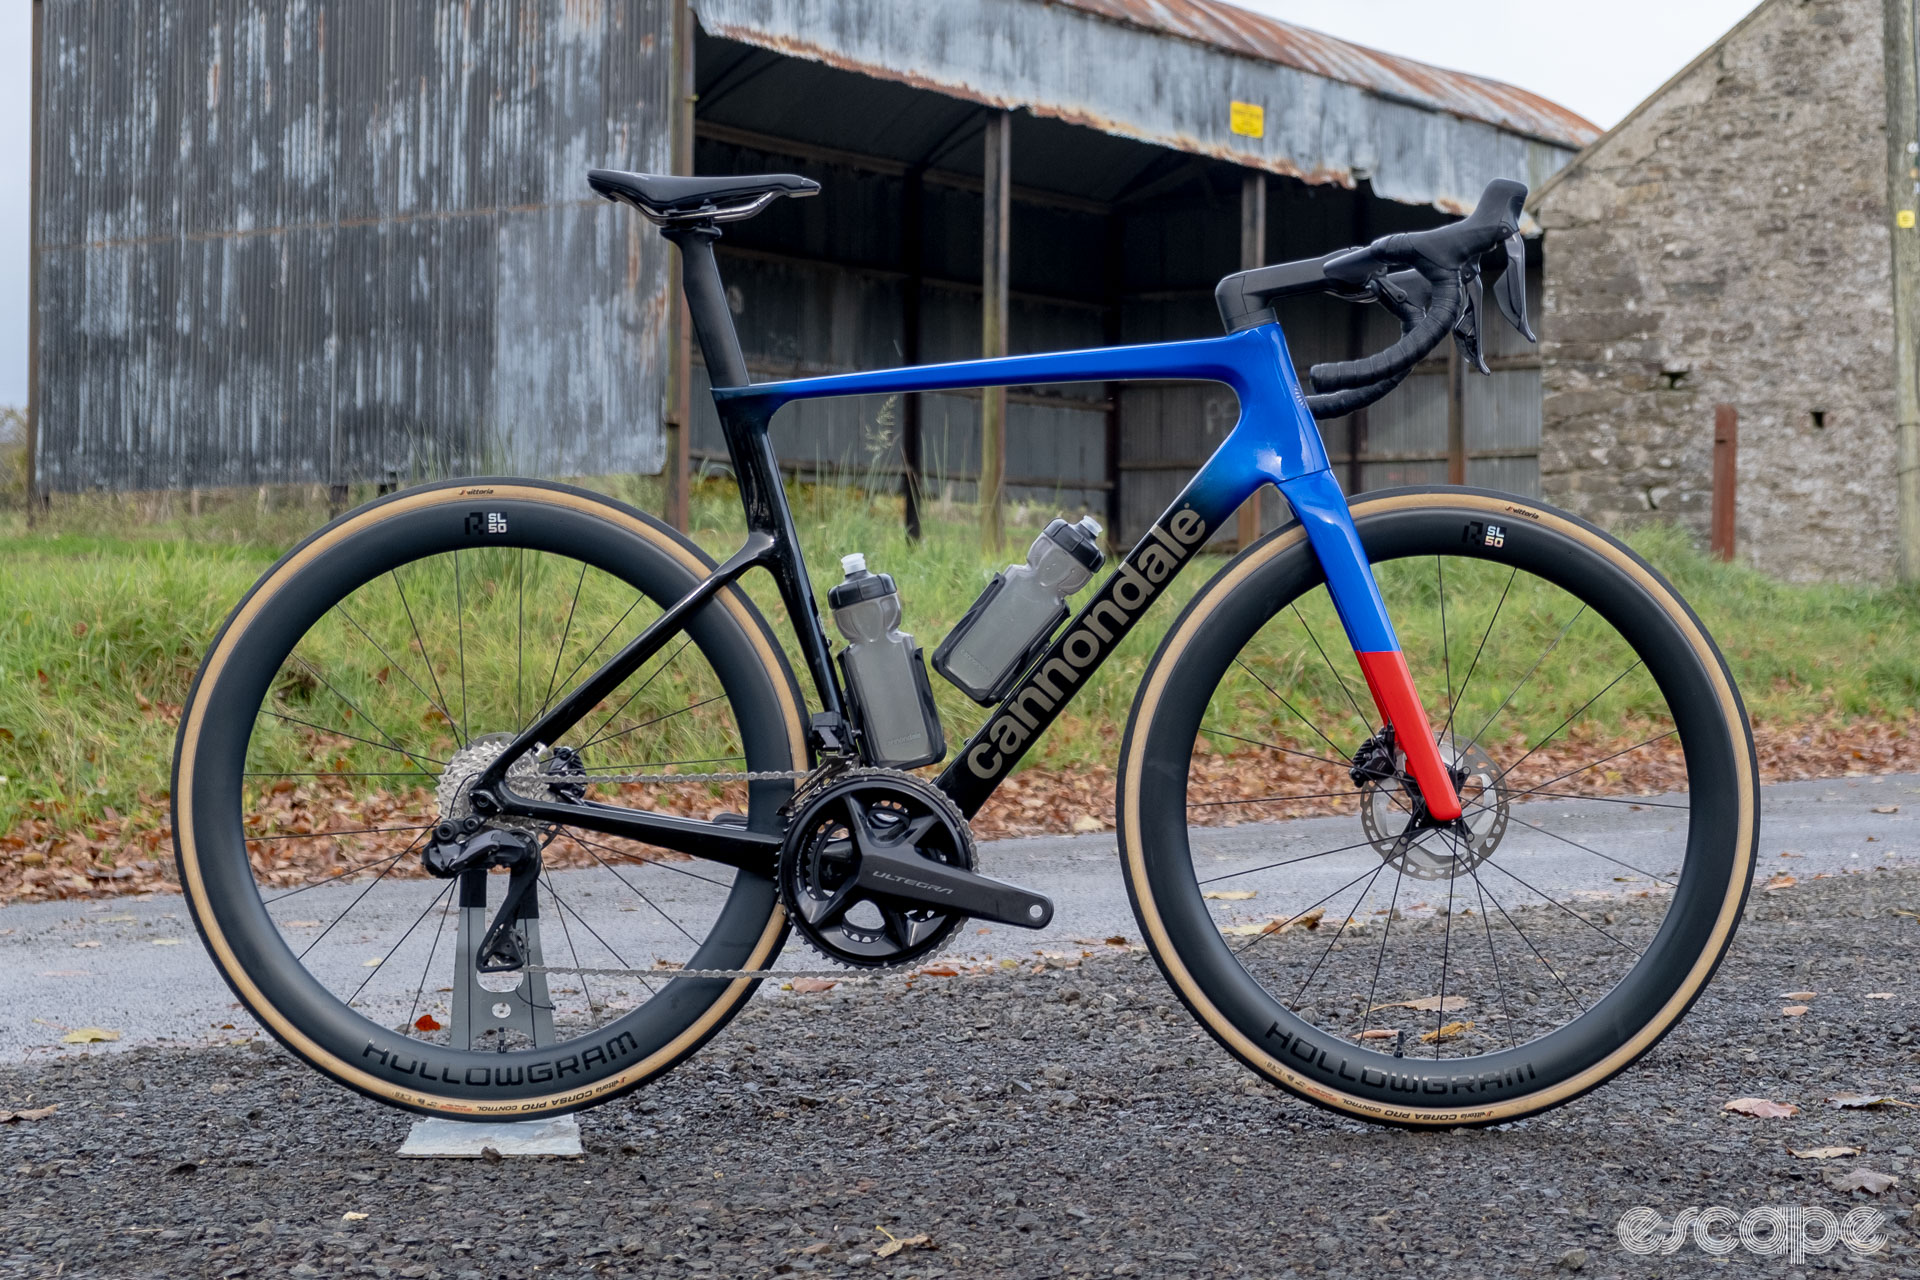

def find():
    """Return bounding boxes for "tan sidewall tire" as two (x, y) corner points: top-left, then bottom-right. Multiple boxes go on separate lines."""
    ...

(172, 480), (809, 1118)
(1117, 490), (1757, 1126)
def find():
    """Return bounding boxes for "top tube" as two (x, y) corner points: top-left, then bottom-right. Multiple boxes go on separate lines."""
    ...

(712, 321), (1332, 489)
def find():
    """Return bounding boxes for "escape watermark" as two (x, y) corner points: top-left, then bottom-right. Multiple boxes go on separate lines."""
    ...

(1617, 1205), (1888, 1264)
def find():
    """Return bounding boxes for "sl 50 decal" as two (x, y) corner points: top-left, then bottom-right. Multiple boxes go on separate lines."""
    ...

(466, 511), (509, 536)
(1463, 521), (1505, 549)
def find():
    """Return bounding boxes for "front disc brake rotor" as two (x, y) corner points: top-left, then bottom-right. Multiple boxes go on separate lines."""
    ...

(1359, 737), (1509, 881)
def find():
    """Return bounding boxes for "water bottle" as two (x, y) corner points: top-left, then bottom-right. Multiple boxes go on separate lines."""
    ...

(828, 553), (946, 769)
(933, 516), (1106, 704)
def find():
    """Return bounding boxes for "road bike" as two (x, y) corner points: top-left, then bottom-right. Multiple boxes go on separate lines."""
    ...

(174, 170), (1758, 1127)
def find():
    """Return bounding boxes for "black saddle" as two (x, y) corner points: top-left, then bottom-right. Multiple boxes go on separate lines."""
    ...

(587, 169), (819, 223)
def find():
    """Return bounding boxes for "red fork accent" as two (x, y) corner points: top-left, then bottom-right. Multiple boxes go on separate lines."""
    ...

(1353, 650), (1462, 822)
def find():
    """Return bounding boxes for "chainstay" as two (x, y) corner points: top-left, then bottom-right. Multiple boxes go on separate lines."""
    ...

(525, 964), (890, 981)
(578, 768), (812, 787)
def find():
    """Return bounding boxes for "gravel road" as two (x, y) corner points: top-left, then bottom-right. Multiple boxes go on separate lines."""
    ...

(2, 772), (1915, 1060)
(3, 836), (1919, 1277)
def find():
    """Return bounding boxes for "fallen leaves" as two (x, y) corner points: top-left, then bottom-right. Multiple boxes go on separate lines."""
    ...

(1789, 1146), (1861, 1160)
(787, 977), (836, 994)
(1723, 1097), (1799, 1118)
(873, 1229), (930, 1259)
(1202, 890), (1256, 901)
(1419, 1020), (1473, 1044)
(917, 966), (958, 979)
(1763, 873), (1797, 892)
(1827, 1093), (1915, 1110)
(1779, 990), (1817, 1000)
(412, 1014), (442, 1032)
(1372, 994), (1468, 1014)
(1865, 992), (1895, 1000)
(60, 1027), (120, 1044)
(0, 1105), (57, 1122)
(341, 1211), (369, 1222)
(1221, 906), (1326, 938)
(1069, 814), (1104, 834)
(1827, 1168), (1900, 1195)
(1781, 1005), (1810, 1017)
(1870, 805), (1900, 814)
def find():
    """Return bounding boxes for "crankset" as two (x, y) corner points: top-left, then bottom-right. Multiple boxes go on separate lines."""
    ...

(779, 769), (1053, 968)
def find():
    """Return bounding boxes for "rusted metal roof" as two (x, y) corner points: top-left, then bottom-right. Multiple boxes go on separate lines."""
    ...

(696, 0), (1594, 215)
(1058, 0), (1599, 149)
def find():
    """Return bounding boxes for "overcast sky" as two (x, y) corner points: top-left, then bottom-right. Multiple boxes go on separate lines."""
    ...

(0, 1), (1762, 410)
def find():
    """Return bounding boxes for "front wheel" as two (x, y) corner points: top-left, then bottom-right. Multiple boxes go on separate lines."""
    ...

(1119, 489), (1757, 1126)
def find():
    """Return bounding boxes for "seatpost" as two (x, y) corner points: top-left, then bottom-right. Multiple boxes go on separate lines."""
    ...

(663, 224), (751, 389)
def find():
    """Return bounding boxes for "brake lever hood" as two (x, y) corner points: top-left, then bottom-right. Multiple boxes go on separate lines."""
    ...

(1493, 233), (1536, 344)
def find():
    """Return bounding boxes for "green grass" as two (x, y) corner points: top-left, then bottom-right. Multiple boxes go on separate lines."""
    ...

(1, 477), (1916, 843)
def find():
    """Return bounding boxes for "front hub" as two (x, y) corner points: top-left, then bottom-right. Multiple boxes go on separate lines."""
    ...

(1357, 735), (1509, 881)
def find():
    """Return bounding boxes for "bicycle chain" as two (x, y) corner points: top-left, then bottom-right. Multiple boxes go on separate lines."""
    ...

(521, 760), (950, 982)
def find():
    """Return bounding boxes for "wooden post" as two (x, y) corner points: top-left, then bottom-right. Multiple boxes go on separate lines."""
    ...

(1236, 172), (1267, 549)
(1884, 0), (1920, 580)
(1445, 338), (1467, 486)
(979, 111), (1011, 551)
(1101, 211), (1125, 543)
(662, 0), (695, 533)
(25, 0), (44, 525)
(1711, 404), (1737, 562)
(901, 167), (925, 540)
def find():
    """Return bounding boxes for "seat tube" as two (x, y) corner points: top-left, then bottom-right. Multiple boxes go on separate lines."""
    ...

(1275, 470), (1462, 822)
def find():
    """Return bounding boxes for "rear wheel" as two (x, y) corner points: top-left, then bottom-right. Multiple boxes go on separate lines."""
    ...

(173, 479), (808, 1119)
(1119, 489), (1757, 1126)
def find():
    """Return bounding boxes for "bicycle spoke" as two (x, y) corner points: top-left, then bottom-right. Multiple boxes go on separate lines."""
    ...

(1437, 556), (1453, 717)
(1291, 604), (1373, 734)
(1440, 566), (1515, 741)
(1487, 659), (1644, 792)
(1498, 730), (1679, 802)
(1358, 853), (1409, 1039)
(263, 710), (443, 772)
(333, 604), (457, 737)
(453, 549), (470, 744)
(264, 847), (415, 903)
(587, 694), (730, 750)
(1198, 835), (1388, 885)
(248, 824), (435, 842)
(1233, 656), (1352, 760)
(1434, 854), (1459, 1058)
(580, 755), (747, 773)
(1479, 858), (1642, 956)
(1496, 811), (1678, 887)
(289, 652), (434, 775)
(539, 872), (661, 1000)
(561, 830), (733, 890)
(1468, 863), (1585, 1015)
(405, 884), (456, 1035)
(541, 871), (600, 1028)
(1506, 788), (1687, 811)
(580, 639), (694, 750)
(1187, 788), (1368, 810)
(1287, 860), (1388, 1011)
(1199, 727), (1353, 774)
(297, 829), (429, 960)
(536, 562), (591, 722)
(349, 879), (456, 1005)
(390, 567), (454, 747)
(1459, 605), (1587, 760)
(555, 831), (702, 945)
(1462, 834), (1517, 1050)
(1232, 861), (1382, 958)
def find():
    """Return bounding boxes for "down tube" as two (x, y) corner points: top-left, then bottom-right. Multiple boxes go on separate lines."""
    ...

(934, 453), (1261, 817)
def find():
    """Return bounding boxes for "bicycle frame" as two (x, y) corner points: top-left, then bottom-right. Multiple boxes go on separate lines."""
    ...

(481, 257), (1464, 870)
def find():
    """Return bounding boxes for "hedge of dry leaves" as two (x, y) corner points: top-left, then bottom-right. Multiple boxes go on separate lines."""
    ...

(3, 713), (1916, 904)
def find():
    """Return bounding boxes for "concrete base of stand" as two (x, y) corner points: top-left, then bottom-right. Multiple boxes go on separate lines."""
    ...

(397, 1113), (582, 1158)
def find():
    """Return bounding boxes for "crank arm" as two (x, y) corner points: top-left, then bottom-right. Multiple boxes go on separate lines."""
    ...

(853, 846), (1054, 929)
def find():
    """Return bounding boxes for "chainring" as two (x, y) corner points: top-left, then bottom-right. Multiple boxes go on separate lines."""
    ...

(778, 769), (975, 969)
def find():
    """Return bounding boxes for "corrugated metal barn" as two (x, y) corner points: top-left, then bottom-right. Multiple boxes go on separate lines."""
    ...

(28, 0), (1596, 540)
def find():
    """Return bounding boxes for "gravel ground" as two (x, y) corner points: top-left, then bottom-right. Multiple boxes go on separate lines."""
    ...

(2, 867), (1918, 1279)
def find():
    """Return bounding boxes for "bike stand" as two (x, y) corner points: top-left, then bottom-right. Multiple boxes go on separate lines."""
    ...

(398, 869), (583, 1158)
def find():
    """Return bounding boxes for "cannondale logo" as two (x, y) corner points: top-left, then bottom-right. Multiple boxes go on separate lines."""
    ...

(1616, 1205), (1887, 1264)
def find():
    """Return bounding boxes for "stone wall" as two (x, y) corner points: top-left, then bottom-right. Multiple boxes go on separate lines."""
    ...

(1535, 0), (1900, 582)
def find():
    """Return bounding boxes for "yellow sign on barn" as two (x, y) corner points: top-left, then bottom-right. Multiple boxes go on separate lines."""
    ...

(1229, 100), (1265, 138)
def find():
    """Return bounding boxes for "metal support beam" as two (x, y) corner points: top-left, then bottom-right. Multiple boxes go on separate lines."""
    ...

(1236, 172), (1267, 549)
(1711, 404), (1737, 562)
(979, 110), (1012, 550)
(1884, 0), (1920, 580)
(1102, 212), (1125, 542)
(26, 0), (44, 524)
(664, 0), (696, 533)
(902, 166), (926, 540)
